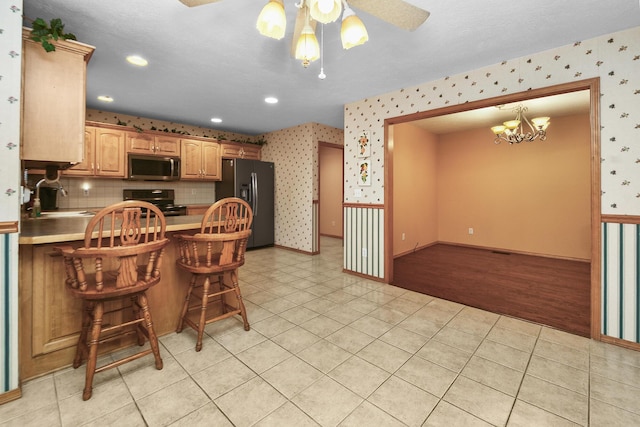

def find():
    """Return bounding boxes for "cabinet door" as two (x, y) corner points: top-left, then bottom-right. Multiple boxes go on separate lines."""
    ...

(243, 145), (262, 160)
(64, 127), (95, 176)
(96, 129), (125, 177)
(126, 132), (155, 154)
(202, 141), (221, 181)
(21, 32), (93, 164)
(155, 136), (180, 156)
(221, 143), (261, 160)
(180, 139), (204, 180)
(29, 245), (84, 357)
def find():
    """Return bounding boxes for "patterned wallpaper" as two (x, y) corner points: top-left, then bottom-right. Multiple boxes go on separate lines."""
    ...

(0, 2), (21, 222)
(86, 109), (260, 143)
(261, 122), (343, 253)
(0, 0), (22, 396)
(344, 26), (640, 215)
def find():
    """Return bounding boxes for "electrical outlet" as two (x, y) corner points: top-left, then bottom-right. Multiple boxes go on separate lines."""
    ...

(402, 232), (406, 241)
(191, 189), (197, 195)
(362, 248), (367, 257)
(468, 228), (474, 235)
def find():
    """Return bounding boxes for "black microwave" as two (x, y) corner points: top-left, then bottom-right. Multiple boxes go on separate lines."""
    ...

(128, 154), (180, 181)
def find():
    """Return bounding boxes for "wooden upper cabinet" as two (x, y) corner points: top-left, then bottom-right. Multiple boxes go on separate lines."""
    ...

(220, 142), (261, 160)
(96, 128), (126, 176)
(63, 127), (95, 176)
(126, 132), (180, 156)
(180, 139), (221, 181)
(21, 28), (95, 167)
(202, 141), (221, 180)
(64, 126), (125, 177)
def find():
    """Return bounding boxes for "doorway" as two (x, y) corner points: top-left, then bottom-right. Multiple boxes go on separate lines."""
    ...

(384, 79), (601, 338)
(318, 142), (344, 248)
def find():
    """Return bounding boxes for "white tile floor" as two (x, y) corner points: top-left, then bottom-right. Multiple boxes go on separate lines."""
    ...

(3, 237), (640, 426)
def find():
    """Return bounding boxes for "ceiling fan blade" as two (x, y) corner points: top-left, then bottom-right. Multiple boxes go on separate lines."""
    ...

(178, 0), (223, 7)
(290, 6), (317, 58)
(348, 0), (430, 31)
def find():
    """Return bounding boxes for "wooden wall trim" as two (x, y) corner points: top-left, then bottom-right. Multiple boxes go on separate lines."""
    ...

(343, 203), (384, 209)
(601, 215), (640, 224)
(0, 388), (21, 405)
(342, 268), (387, 283)
(599, 334), (640, 352)
(0, 222), (18, 234)
(273, 244), (315, 256)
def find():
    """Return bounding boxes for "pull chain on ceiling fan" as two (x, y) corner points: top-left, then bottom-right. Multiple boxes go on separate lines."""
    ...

(179, 0), (430, 67)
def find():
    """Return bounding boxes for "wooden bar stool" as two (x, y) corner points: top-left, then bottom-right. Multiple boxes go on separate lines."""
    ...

(175, 197), (253, 351)
(55, 201), (169, 400)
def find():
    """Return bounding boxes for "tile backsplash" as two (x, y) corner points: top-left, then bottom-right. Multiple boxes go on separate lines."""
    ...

(29, 176), (216, 210)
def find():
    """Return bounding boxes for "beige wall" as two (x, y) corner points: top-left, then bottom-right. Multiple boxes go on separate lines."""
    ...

(393, 124), (439, 256)
(394, 114), (591, 260)
(319, 144), (343, 237)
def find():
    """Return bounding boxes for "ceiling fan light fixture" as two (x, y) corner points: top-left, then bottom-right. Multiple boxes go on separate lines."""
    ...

(256, 0), (286, 40)
(341, 6), (368, 49)
(295, 23), (320, 67)
(309, 0), (342, 24)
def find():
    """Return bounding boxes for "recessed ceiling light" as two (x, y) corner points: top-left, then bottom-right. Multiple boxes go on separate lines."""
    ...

(97, 95), (114, 102)
(265, 97), (278, 104)
(211, 117), (222, 123)
(126, 55), (148, 66)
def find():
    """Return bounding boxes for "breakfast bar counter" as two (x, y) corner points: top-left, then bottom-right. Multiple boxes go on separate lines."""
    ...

(19, 214), (205, 245)
(18, 215), (207, 380)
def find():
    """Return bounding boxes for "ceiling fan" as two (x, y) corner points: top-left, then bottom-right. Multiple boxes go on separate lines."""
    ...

(179, 0), (430, 62)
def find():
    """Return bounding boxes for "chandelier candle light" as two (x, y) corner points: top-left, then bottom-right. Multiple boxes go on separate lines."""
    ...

(490, 105), (550, 145)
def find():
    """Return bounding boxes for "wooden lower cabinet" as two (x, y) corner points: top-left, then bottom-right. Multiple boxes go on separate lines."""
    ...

(186, 205), (210, 216)
(18, 233), (196, 380)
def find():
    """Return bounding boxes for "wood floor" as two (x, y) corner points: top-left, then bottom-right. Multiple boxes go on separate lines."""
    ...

(393, 244), (591, 337)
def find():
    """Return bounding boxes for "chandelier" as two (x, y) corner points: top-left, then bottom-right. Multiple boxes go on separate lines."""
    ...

(256, 0), (368, 68)
(490, 105), (550, 145)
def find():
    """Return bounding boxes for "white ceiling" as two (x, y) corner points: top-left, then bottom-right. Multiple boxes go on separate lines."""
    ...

(22, 0), (640, 136)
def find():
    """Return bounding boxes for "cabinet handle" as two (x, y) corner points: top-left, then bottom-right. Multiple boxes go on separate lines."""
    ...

(97, 163), (100, 170)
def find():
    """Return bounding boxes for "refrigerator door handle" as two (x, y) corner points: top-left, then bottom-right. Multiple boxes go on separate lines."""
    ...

(251, 172), (258, 216)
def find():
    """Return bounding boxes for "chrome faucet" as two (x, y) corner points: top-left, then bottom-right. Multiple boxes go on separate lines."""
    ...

(34, 170), (68, 203)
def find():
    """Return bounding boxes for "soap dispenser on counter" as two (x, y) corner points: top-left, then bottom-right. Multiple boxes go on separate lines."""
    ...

(32, 197), (41, 218)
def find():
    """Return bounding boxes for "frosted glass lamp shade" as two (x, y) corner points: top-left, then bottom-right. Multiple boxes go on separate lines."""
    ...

(309, 0), (342, 23)
(256, 0), (286, 40)
(341, 12), (368, 49)
(295, 24), (320, 67)
(531, 117), (550, 130)
(503, 120), (521, 130)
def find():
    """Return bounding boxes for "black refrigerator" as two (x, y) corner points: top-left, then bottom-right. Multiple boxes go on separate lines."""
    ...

(215, 158), (275, 248)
